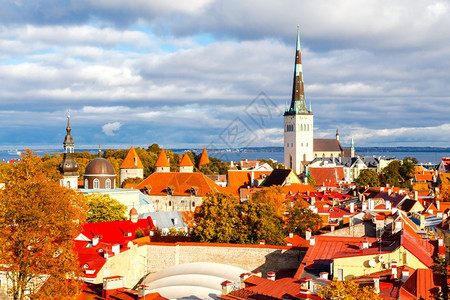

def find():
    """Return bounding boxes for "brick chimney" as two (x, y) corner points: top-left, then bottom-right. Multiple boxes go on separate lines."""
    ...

(221, 280), (234, 295)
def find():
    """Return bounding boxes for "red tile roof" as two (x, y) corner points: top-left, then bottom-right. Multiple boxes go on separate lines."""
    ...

(309, 167), (345, 186)
(154, 150), (170, 168)
(179, 153), (194, 167)
(135, 172), (222, 196)
(120, 146), (144, 169)
(198, 147), (210, 166)
(399, 268), (442, 300)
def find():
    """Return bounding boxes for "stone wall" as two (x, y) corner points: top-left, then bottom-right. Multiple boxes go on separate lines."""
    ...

(144, 243), (306, 275)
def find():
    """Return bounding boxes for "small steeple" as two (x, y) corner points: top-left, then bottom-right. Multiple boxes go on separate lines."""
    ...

(285, 26), (310, 116)
(350, 138), (355, 157)
(336, 128), (340, 141)
(59, 110), (79, 189)
(154, 150), (170, 172)
(198, 147), (210, 167)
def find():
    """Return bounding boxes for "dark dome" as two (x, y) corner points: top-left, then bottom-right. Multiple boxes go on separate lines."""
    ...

(59, 158), (79, 175)
(84, 158), (115, 175)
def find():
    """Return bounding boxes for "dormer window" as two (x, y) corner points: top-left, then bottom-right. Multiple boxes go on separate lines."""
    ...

(166, 185), (175, 195)
(124, 232), (132, 237)
(189, 186), (199, 196)
(83, 263), (89, 269)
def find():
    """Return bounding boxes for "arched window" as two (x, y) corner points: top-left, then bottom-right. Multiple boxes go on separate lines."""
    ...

(93, 179), (100, 189)
(105, 179), (111, 189)
(84, 179), (88, 189)
(66, 181), (71, 188)
(289, 155), (293, 169)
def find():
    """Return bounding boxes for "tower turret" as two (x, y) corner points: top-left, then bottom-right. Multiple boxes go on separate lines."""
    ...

(59, 110), (79, 189)
(284, 27), (314, 174)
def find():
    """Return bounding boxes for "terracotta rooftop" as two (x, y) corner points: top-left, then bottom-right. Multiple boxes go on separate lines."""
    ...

(135, 172), (222, 197)
(309, 166), (345, 186)
(399, 268), (442, 299)
(198, 147), (210, 166)
(178, 153), (194, 167)
(120, 146), (144, 169)
(154, 150), (170, 168)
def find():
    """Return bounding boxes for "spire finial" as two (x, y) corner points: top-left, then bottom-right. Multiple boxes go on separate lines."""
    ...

(98, 144), (101, 158)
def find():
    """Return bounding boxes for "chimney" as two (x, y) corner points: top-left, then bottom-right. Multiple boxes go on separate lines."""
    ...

(362, 237), (369, 249)
(251, 171), (254, 187)
(362, 202), (367, 211)
(402, 270), (410, 282)
(239, 272), (251, 288)
(305, 229), (312, 241)
(259, 240), (265, 245)
(111, 244), (120, 255)
(289, 232), (294, 238)
(102, 276), (125, 298)
(309, 236), (316, 246)
(391, 261), (397, 277)
(230, 161), (234, 168)
(319, 272), (329, 280)
(267, 272), (276, 281)
(92, 236), (99, 246)
(221, 280), (234, 295)
(373, 277), (380, 293)
(436, 200), (440, 211)
(310, 196), (315, 206)
(253, 270), (262, 277)
(350, 202), (355, 213)
(414, 191), (418, 200)
(438, 235), (444, 247)
(386, 200), (392, 210)
(368, 199), (374, 210)
(388, 188), (392, 195)
(138, 285), (147, 299)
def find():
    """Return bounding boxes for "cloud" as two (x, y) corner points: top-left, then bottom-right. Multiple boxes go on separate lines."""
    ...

(102, 122), (122, 136)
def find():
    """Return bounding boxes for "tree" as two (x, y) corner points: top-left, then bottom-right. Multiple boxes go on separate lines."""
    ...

(191, 192), (243, 243)
(121, 176), (143, 187)
(250, 186), (286, 217)
(284, 203), (323, 236)
(307, 174), (316, 188)
(355, 169), (380, 187)
(380, 160), (403, 187)
(431, 255), (449, 298)
(86, 193), (127, 223)
(399, 157), (418, 185)
(0, 151), (87, 300)
(318, 279), (381, 300)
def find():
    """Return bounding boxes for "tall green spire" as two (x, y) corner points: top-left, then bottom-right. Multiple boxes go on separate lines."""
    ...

(285, 26), (310, 115)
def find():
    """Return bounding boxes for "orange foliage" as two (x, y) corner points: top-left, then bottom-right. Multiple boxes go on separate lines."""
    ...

(0, 151), (87, 299)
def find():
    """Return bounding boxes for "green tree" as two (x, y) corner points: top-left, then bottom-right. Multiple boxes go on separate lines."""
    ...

(355, 169), (380, 187)
(0, 151), (87, 300)
(307, 174), (316, 188)
(191, 192), (242, 243)
(257, 159), (285, 169)
(86, 193), (127, 223)
(243, 200), (285, 245)
(122, 177), (144, 187)
(284, 203), (323, 236)
(380, 160), (403, 187)
(399, 157), (418, 186)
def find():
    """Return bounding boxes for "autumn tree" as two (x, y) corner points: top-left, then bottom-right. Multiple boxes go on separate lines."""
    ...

(355, 169), (380, 187)
(0, 151), (87, 300)
(86, 193), (127, 223)
(318, 279), (381, 300)
(307, 174), (316, 188)
(284, 202), (323, 236)
(250, 186), (286, 217)
(191, 192), (243, 243)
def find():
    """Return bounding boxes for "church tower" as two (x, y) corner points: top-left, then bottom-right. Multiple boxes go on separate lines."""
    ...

(59, 110), (79, 189)
(284, 27), (314, 174)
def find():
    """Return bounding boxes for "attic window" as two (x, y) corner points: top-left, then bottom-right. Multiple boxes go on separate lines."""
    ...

(190, 186), (199, 196)
(166, 185), (175, 195)
(141, 185), (152, 195)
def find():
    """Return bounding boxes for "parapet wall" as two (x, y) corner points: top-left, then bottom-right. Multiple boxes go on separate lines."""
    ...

(144, 242), (306, 275)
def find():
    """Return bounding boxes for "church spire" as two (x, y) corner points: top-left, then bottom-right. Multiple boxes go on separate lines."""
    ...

(286, 26), (310, 115)
(63, 109), (74, 153)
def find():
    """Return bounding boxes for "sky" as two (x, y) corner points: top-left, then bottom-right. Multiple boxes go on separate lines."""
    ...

(1, 0), (450, 150)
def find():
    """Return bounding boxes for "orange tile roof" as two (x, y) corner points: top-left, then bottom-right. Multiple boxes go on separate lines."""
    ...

(399, 269), (442, 300)
(120, 146), (144, 169)
(227, 170), (272, 189)
(154, 150), (170, 167)
(179, 153), (194, 167)
(198, 147), (210, 166)
(309, 166), (345, 186)
(283, 183), (315, 194)
(135, 172), (222, 197)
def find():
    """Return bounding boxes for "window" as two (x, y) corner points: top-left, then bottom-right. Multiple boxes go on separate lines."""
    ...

(337, 269), (343, 281)
(192, 201), (196, 207)
(168, 201), (172, 206)
(85, 179), (88, 188)
(66, 181), (71, 188)
(105, 179), (111, 189)
(93, 179), (100, 189)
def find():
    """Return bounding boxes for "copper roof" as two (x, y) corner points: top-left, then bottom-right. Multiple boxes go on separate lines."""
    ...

(84, 158), (115, 175)
(313, 138), (343, 152)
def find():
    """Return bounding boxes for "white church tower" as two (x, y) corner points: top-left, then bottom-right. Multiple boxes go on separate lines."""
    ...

(284, 27), (314, 175)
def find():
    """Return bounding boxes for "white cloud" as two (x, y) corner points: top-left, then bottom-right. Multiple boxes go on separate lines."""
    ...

(102, 122), (122, 136)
